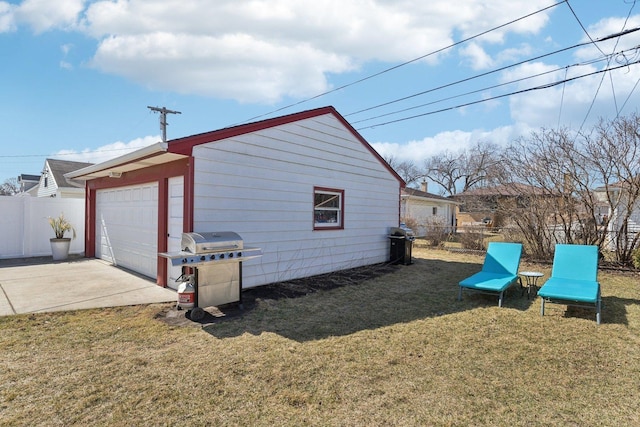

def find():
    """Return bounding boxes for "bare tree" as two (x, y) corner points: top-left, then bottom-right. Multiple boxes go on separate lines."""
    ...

(423, 140), (503, 196)
(422, 150), (461, 196)
(384, 155), (421, 187)
(499, 114), (640, 264)
(587, 114), (640, 265)
(499, 128), (592, 259)
(0, 177), (18, 196)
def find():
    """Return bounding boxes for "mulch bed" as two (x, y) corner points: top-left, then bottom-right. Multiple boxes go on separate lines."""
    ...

(156, 262), (399, 328)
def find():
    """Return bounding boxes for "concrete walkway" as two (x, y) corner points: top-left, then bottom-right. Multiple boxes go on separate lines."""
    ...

(0, 256), (176, 316)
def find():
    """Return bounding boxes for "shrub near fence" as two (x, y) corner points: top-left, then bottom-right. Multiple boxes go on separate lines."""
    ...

(419, 225), (515, 251)
(0, 196), (85, 259)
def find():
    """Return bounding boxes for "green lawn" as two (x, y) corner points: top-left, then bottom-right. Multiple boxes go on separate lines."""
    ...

(1, 247), (639, 426)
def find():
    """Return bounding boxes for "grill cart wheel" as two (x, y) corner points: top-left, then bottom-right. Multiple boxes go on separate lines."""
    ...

(189, 307), (205, 321)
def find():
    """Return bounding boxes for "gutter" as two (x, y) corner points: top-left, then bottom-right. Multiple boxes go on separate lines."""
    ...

(64, 142), (168, 180)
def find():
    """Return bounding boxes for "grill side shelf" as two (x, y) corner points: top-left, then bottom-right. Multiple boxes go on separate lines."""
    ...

(159, 247), (263, 267)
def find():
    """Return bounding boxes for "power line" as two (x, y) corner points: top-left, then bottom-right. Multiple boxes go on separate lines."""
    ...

(349, 60), (593, 125)
(355, 59), (640, 131)
(346, 27), (640, 120)
(577, 0), (637, 131)
(351, 44), (640, 126)
(565, 0), (606, 56)
(0, 146), (152, 159)
(235, 1), (568, 125)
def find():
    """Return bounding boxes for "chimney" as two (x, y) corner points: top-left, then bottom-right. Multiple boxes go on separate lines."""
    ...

(421, 180), (428, 193)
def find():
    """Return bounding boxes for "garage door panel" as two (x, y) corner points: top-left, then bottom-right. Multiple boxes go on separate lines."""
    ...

(96, 183), (159, 279)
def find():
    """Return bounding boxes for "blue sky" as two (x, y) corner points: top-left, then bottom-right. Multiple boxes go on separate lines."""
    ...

(1, 0), (640, 186)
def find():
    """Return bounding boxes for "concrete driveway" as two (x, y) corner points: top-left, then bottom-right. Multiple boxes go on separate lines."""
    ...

(0, 256), (176, 316)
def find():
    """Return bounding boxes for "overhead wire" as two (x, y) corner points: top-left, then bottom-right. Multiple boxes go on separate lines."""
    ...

(354, 58), (640, 131)
(557, 67), (569, 129)
(615, 0), (640, 116)
(0, 146), (156, 160)
(4, 1), (638, 163)
(350, 52), (619, 125)
(566, 0), (607, 56)
(574, 0), (637, 131)
(235, 1), (568, 125)
(350, 43), (640, 126)
(344, 31), (640, 119)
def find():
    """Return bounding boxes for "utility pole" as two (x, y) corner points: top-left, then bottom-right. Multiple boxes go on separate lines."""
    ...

(147, 106), (181, 143)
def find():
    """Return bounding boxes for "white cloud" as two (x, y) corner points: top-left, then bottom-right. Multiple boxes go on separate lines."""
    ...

(0, 2), (16, 32)
(460, 42), (494, 70)
(15, 0), (85, 33)
(75, 0), (554, 104)
(91, 32), (354, 103)
(53, 135), (160, 164)
(3, 0), (558, 103)
(573, 15), (640, 62)
(371, 124), (524, 166)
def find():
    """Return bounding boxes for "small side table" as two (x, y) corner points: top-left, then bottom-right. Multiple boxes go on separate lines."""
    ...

(519, 271), (544, 299)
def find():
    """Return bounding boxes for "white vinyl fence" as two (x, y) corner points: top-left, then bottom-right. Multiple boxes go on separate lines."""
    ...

(0, 196), (85, 259)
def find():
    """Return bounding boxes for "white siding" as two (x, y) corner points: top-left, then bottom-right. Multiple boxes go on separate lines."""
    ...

(167, 176), (185, 288)
(36, 168), (57, 198)
(192, 113), (400, 288)
(402, 198), (456, 237)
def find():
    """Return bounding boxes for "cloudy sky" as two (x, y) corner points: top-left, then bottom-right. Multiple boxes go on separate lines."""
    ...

(1, 0), (640, 185)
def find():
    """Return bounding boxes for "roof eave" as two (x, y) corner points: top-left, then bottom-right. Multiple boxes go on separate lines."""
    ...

(64, 142), (181, 181)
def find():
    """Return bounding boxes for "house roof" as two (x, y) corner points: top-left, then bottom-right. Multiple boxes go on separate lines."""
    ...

(594, 179), (640, 192)
(46, 159), (94, 188)
(66, 106), (405, 186)
(18, 174), (40, 182)
(402, 187), (459, 204)
(453, 183), (545, 198)
(17, 174), (40, 194)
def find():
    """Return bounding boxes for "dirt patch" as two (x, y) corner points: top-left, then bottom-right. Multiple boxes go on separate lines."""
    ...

(155, 262), (399, 328)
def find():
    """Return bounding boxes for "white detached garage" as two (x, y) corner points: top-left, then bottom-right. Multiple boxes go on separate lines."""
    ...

(66, 106), (405, 289)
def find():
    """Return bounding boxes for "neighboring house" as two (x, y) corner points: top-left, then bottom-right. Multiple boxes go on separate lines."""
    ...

(594, 181), (640, 251)
(66, 106), (405, 289)
(452, 183), (546, 228)
(401, 181), (458, 237)
(17, 174), (40, 196)
(37, 159), (94, 198)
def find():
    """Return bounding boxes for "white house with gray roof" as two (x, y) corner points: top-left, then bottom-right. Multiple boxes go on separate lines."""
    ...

(401, 181), (458, 237)
(37, 159), (94, 198)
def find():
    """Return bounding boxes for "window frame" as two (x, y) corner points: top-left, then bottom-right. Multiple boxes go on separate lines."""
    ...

(313, 187), (344, 230)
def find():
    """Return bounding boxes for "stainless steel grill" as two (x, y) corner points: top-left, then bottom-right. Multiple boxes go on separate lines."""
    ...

(161, 231), (262, 267)
(159, 231), (262, 319)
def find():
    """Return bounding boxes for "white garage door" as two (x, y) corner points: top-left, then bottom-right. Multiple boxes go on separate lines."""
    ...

(96, 183), (159, 279)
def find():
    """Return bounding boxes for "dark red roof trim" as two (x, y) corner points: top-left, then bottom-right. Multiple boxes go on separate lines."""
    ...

(167, 106), (405, 187)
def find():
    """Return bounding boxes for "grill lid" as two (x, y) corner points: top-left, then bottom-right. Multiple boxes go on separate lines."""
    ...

(159, 231), (262, 267)
(389, 224), (415, 240)
(182, 231), (242, 253)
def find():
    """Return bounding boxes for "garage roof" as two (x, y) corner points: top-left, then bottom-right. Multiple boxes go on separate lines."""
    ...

(65, 142), (187, 181)
(66, 106), (404, 185)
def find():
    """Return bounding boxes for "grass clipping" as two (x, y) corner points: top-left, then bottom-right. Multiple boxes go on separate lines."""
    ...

(1, 247), (639, 426)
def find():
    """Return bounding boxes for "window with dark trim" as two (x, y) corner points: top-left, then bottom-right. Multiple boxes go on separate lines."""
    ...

(432, 207), (437, 215)
(314, 187), (344, 230)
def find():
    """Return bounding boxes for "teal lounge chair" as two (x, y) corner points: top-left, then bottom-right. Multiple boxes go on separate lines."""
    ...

(538, 244), (601, 324)
(458, 242), (523, 307)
